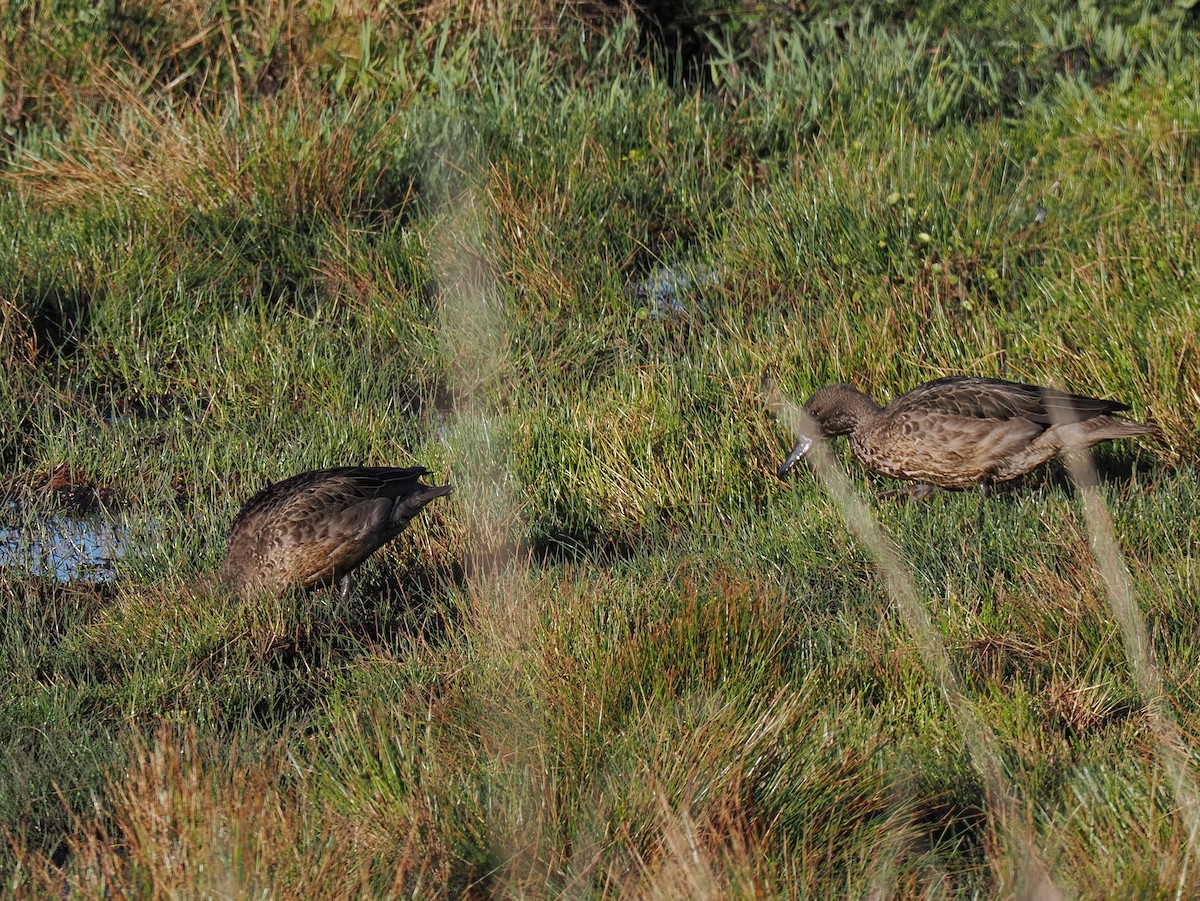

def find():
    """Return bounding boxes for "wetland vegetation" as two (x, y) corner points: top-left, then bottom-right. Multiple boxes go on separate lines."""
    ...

(1, 0), (1199, 896)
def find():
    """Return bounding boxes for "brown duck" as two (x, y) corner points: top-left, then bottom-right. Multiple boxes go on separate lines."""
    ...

(221, 466), (451, 599)
(778, 376), (1158, 495)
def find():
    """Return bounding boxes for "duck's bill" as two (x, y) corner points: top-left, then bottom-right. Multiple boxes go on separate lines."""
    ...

(777, 435), (815, 477)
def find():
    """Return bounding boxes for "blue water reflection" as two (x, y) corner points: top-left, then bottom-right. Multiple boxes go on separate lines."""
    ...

(0, 509), (127, 582)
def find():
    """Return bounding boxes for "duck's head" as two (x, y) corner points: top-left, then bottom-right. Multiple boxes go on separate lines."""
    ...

(777, 384), (877, 477)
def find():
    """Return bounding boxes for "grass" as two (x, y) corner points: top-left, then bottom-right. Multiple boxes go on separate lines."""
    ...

(2, 0), (1200, 896)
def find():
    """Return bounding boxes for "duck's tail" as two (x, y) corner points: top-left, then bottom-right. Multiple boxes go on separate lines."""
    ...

(1053, 415), (1161, 451)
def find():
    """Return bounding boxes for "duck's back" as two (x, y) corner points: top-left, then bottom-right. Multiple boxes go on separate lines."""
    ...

(886, 377), (1128, 425)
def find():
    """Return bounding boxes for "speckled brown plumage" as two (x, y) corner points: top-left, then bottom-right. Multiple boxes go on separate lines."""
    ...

(221, 466), (451, 599)
(778, 376), (1158, 494)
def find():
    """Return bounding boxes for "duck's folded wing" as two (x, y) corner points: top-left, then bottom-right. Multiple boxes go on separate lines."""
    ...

(892, 377), (1128, 425)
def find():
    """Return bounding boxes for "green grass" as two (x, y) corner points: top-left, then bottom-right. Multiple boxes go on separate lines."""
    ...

(2, 0), (1200, 896)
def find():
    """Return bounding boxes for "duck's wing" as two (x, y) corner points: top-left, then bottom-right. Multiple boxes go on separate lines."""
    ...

(244, 466), (431, 512)
(871, 406), (1044, 488)
(228, 467), (440, 539)
(890, 377), (1130, 425)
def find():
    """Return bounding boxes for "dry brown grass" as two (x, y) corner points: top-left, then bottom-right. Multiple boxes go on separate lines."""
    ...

(9, 726), (445, 899)
(0, 296), (38, 372)
(7, 81), (388, 228)
(403, 0), (635, 43)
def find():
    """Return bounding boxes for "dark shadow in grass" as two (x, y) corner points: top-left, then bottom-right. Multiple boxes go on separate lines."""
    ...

(25, 283), (92, 361)
(392, 383), (458, 439)
(0, 410), (34, 473)
(904, 768), (989, 866)
(353, 170), (422, 231)
(451, 860), (498, 901)
(528, 526), (647, 568)
(0, 723), (123, 870)
(216, 563), (462, 733)
(1, 577), (125, 870)
(11, 579), (117, 685)
(634, 0), (729, 86)
(240, 644), (332, 733)
(343, 558), (467, 651)
(180, 211), (323, 313)
(97, 389), (204, 427)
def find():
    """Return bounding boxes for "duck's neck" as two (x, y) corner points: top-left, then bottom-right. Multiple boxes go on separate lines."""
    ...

(818, 385), (883, 436)
(843, 389), (883, 426)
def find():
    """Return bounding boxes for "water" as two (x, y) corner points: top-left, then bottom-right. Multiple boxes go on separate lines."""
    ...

(631, 261), (722, 319)
(0, 506), (128, 583)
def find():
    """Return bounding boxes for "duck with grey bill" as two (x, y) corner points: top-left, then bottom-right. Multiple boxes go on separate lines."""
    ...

(221, 466), (451, 600)
(778, 376), (1159, 497)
